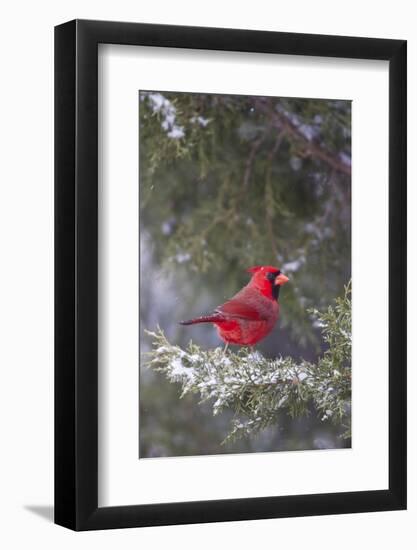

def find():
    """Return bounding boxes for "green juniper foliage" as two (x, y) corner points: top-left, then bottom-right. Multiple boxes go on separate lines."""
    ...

(146, 283), (351, 443)
(139, 91), (351, 455)
(140, 92), (351, 347)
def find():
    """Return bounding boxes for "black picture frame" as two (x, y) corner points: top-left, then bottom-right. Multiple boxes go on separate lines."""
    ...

(55, 19), (407, 531)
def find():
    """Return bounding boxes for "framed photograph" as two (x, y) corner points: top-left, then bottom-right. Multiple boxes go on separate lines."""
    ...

(55, 19), (406, 530)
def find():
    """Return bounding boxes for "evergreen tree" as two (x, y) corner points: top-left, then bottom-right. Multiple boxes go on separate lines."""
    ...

(139, 91), (351, 456)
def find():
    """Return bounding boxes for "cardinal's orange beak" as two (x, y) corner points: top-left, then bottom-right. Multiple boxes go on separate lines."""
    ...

(275, 273), (289, 286)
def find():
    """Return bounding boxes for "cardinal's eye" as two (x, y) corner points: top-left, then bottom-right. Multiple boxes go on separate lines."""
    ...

(266, 270), (281, 282)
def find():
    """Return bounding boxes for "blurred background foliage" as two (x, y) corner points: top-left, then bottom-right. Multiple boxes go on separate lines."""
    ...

(139, 91), (351, 458)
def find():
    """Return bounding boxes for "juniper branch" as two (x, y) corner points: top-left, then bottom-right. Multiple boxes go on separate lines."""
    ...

(145, 283), (351, 443)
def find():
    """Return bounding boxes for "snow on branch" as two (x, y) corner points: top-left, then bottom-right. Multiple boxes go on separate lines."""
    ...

(141, 92), (185, 139)
(145, 282), (351, 443)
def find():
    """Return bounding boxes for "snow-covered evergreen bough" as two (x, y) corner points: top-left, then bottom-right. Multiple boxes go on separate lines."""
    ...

(146, 283), (351, 443)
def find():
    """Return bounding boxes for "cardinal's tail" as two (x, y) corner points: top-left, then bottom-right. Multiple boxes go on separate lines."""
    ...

(179, 314), (222, 326)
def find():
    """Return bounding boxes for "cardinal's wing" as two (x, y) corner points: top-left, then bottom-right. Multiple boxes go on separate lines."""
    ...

(216, 289), (265, 321)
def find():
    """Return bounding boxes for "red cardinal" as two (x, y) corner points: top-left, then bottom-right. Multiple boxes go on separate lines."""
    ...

(180, 266), (289, 347)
